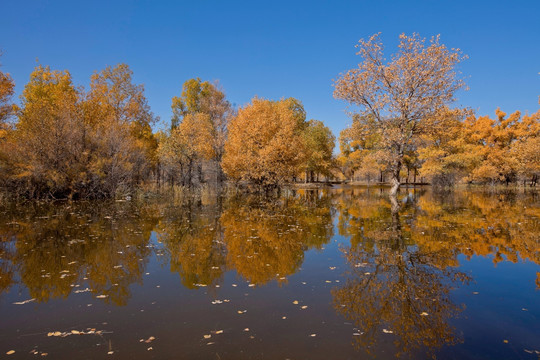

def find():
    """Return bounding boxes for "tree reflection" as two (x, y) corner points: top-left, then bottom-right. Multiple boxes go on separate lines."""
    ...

(156, 197), (227, 289)
(221, 190), (334, 285)
(333, 187), (539, 357)
(0, 201), (159, 305)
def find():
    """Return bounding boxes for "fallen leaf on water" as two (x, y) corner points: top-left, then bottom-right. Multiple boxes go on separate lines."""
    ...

(353, 332), (363, 336)
(282, 316), (287, 319)
(107, 351), (114, 355)
(147, 347), (153, 351)
(420, 312), (429, 316)
(6, 350), (15, 355)
(382, 329), (393, 334)
(472, 292), (479, 295)
(96, 295), (108, 299)
(301, 306), (308, 310)
(206, 342), (215, 345)
(13, 298), (35, 305)
(215, 330), (223, 334)
(71, 330), (80, 335)
(310, 334), (316, 337)
(237, 310), (247, 314)
(325, 280), (332, 283)
(243, 328), (250, 332)
(203, 335), (211, 339)
(144, 336), (155, 343)
(503, 340), (508, 343)
(292, 300), (299, 305)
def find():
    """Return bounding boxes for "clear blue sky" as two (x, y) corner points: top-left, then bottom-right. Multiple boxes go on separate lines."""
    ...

(1, 0), (539, 137)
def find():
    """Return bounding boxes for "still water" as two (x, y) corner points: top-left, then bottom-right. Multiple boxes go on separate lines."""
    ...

(0, 187), (538, 359)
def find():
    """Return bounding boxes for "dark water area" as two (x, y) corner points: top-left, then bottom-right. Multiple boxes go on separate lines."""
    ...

(0, 187), (538, 359)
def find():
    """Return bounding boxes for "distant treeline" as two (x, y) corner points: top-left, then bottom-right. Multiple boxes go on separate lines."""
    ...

(338, 107), (540, 187)
(1, 32), (539, 199)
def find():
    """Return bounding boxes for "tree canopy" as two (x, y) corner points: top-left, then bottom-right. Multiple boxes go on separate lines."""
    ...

(334, 33), (467, 195)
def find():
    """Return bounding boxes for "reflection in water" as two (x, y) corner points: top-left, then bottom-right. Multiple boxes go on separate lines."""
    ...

(222, 191), (333, 285)
(156, 197), (227, 289)
(156, 190), (334, 288)
(333, 188), (470, 357)
(0, 201), (159, 305)
(0, 187), (538, 357)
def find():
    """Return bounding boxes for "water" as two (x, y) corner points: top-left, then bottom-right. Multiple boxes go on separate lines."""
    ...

(0, 187), (538, 359)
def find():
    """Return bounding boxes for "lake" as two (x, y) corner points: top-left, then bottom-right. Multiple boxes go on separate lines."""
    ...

(0, 186), (538, 359)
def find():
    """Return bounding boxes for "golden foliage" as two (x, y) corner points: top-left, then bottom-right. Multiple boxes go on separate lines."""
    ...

(334, 33), (467, 193)
(222, 97), (307, 187)
(1, 63), (157, 198)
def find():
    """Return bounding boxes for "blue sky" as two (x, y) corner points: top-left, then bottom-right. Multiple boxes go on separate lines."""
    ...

(1, 0), (539, 137)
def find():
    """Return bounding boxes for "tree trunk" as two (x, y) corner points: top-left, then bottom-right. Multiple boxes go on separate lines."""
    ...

(389, 154), (403, 197)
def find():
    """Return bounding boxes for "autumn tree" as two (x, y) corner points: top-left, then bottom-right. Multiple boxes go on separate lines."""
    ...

(0, 53), (16, 187)
(417, 108), (476, 186)
(85, 64), (158, 195)
(158, 113), (214, 188)
(222, 97), (307, 189)
(334, 33), (467, 196)
(511, 108), (540, 185)
(11, 65), (88, 197)
(170, 78), (233, 183)
(301, 119), (335, 182)
(338, 114), (390, 183)
(0, 53), (15, 128)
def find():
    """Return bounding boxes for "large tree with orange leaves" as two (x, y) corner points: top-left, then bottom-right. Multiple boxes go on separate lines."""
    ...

(222, 97), (307, 188)
(334, 33), (467, 195)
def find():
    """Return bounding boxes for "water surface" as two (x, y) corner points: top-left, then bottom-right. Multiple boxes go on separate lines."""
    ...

(0, 187), (538, 359)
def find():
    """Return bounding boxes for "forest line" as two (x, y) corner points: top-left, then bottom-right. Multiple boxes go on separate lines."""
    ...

(0, 33), (538, 199)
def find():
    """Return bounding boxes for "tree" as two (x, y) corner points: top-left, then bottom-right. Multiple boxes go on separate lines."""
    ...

(417, 108), (476, 186)
(222, 97), (306, 189)
(13, 65), (87, 197)
(334, 33), (467, 196)
(0, 53), (16, 187)
(339, 114), (391, 183)
(301, 119), (335, 182)
(0, 52), (15, 128)
(171, 78), (233, 183)
(158, 113), (214, 188)
(85, 64), (158, 194)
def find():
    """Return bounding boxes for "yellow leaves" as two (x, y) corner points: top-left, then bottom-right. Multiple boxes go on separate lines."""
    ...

(222, 97), (306, 187)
